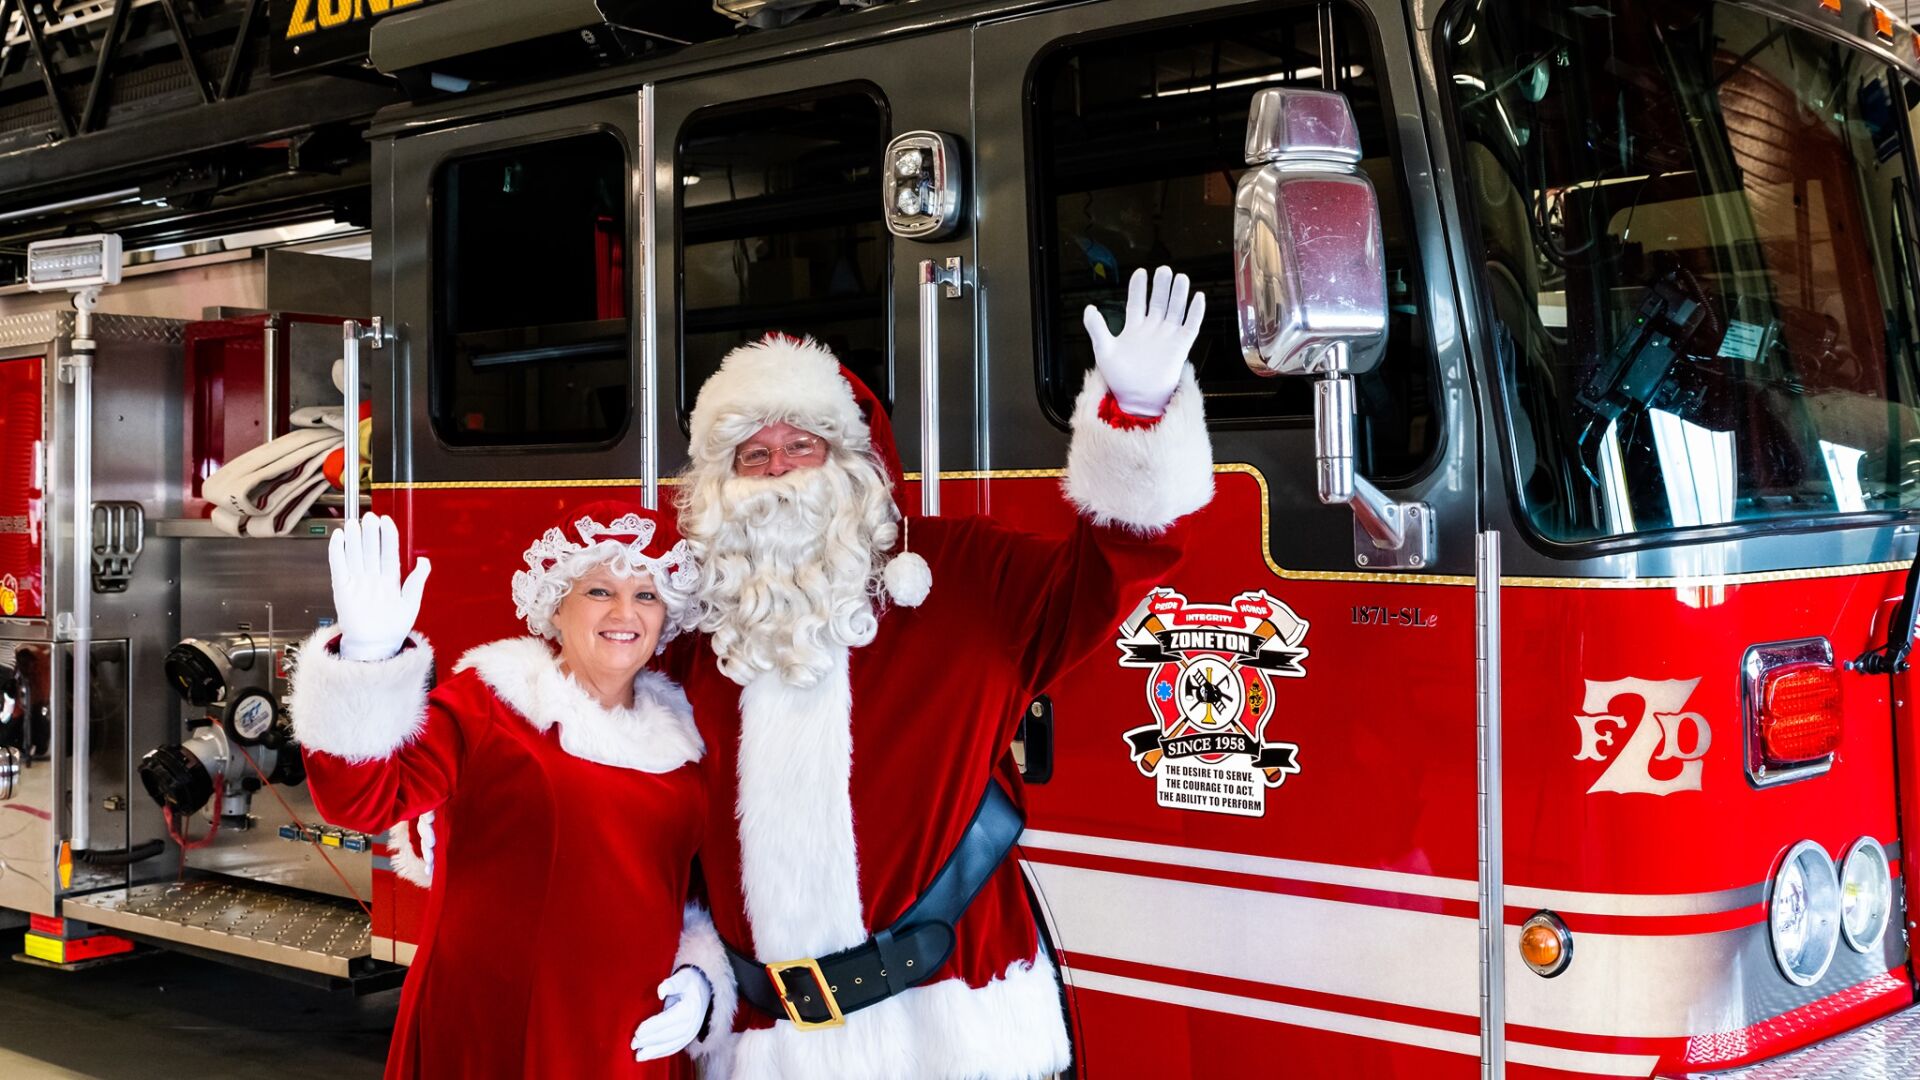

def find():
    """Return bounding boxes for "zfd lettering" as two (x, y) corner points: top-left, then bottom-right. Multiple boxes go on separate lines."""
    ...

(1573, 677), (1711, 796)
(286, 0), (425, 38)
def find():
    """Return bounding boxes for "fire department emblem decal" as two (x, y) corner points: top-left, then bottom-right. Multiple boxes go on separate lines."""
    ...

(1116, 588), (1305, 817)
(0, 575), (17, 617)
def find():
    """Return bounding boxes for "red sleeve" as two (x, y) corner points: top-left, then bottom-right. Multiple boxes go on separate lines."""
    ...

(303, 688), (473, 835)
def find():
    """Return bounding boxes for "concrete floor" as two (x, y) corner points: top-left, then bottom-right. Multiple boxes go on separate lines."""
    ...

(0, 929), (395, 1079)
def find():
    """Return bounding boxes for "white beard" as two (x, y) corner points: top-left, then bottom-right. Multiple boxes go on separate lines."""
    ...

(682, 456), (897, 688)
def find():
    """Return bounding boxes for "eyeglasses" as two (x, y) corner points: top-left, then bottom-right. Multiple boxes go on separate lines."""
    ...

(734, 434), (825, 470)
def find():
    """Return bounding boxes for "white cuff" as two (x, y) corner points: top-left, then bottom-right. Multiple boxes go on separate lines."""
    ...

(288, 628), (434, 762)
(674, 902), (737, 1061)
(1064, 365), (1214, 535)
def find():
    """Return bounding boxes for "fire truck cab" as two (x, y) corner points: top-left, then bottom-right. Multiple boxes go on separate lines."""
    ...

(4, 0), (1920, 1076)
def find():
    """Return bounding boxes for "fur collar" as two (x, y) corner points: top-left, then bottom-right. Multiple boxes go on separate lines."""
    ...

(455, 637), (703, 774)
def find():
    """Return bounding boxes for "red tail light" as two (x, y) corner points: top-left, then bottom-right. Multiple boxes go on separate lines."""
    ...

(1759, 665), (1842, 764)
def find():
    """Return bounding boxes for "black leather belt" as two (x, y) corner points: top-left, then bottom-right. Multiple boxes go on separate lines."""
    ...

(727, 781), (1023, 1030)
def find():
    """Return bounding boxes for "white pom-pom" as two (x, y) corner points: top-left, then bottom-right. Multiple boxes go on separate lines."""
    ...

(884, 551), (932, 607)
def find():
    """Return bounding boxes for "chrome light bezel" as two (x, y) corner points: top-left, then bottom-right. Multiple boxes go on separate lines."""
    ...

(1839, 836), (1892, 954)
(1767, 839), (1841, 987)
(881, 131), (963, 240)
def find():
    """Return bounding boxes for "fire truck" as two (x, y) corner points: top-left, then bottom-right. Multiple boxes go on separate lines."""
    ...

(1, 0), (1917, 1075)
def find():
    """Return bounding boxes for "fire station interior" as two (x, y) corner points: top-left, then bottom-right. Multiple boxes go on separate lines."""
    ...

(2, 0), (1920, 1077)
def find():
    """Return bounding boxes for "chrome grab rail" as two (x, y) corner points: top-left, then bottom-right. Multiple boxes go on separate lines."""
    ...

(917, 257), (964, 517)
(340, 318), (383, 517)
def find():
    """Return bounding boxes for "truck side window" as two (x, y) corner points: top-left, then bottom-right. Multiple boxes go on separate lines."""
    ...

(1032, 6), (1436, 477)
(431, 131), (630, 448)
(677, 88), (891, 420)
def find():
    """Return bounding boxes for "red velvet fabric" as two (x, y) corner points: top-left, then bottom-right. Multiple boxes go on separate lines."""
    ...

(304, 666), (705, 1079)
(668, 512), (1182, 1033)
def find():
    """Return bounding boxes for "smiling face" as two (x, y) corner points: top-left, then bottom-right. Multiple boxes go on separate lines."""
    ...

(549, 564), (667, 696)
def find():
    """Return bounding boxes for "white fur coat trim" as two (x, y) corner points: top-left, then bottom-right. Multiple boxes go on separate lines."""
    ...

(1064, 365), (1214, 535)
(707, 949), (1071, 1080)
(288, 628), (434, 762)
(735, 647), (867, 959)
(455, 637), (703, 774)
(674, 902), (739, 1063)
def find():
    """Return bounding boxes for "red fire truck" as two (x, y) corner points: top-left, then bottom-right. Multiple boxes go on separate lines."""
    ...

(2, 0), (1919, 1075)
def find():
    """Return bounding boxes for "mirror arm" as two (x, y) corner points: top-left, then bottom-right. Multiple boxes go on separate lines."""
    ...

(1312, 342), (1434, 570)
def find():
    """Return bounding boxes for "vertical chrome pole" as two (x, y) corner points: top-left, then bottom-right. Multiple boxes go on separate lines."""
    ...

(341, 320), (361, 519)
(262, 319), (280, 441)
(916, 257), (962, 517)
(639, 84), (659, 511)
(66, 289), (99, 853)
(1476, 529), (1506, 1080)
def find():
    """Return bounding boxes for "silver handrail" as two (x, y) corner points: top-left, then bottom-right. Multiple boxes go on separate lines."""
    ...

(639, 84), (659, 511)
(917, 257), (963, 517)
(66, 289), (98, 853)
(341, 321), (361, 517)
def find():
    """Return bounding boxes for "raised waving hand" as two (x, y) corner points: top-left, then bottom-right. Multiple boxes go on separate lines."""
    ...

(328, 513), (432, 662)
(1082, 265), (1207, 417)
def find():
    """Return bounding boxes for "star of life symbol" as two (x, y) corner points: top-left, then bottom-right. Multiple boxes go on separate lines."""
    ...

(1573, 677), (1712, 795)
(1116, 588), (1305, 818)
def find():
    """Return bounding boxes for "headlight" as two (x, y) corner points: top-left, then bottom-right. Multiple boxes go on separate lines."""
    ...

(1839, 837), (1892, 953)
(1768, 840), (1840, 986)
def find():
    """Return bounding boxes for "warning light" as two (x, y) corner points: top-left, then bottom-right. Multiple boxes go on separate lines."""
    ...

(57, 841), (72, 889)
(1873, 7), (1895, 41)
(1758, 664), (1842, 764)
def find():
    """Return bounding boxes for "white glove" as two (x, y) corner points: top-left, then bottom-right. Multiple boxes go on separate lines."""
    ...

(1082, 265), (1207, 417)
(631, 966), (712, 1062)
(328, 513), (431, 662)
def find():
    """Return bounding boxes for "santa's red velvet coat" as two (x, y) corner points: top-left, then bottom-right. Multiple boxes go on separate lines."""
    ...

(669, 365), (1214, 1079)
(290, 634), (734, 1080)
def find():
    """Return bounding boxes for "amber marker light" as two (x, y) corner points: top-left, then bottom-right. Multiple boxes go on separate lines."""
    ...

(1759, 664), (1843, 765)
(1520, 911), (1573, 978)
(1819, 0), (1843, 13)
(1873, 7), (1895, 41)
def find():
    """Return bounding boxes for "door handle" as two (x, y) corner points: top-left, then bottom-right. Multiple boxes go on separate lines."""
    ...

(917, 257), (964, 517)
(1014, 696), (1054, 785)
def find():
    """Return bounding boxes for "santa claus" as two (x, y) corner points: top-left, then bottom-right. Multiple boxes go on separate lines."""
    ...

(666, 266), (1212, 1078)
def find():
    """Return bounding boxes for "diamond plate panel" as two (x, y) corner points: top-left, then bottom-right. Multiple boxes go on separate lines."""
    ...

(1675, 1004), (1920, 1079)
(63, 879), (371, 976)
(0, 312), (184, 350)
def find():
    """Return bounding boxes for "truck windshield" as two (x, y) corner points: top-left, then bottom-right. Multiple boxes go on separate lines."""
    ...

(1447, 1), (1920, 544)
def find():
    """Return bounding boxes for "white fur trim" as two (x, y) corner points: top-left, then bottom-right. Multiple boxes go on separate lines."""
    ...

(1064, 365), (1214, 535)
(674, 903), (738, 1062)
(455, 638), (703, 773)
(707, 949), (1070, 1080)
(735, 647), (866, 959)
(387, 813), (435, 889)
(883, 551), (931, 608)
(288, 629), (434, 762)
(688, 336), (868, 461)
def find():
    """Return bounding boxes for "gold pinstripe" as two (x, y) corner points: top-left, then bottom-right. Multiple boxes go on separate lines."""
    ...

(377, 464), (1905, 589)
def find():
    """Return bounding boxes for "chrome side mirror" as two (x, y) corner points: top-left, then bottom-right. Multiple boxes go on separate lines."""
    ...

(1234, 88), (1431, 570)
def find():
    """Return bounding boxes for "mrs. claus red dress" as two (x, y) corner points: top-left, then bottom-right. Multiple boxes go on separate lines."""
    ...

(289, 633), (729, 1079)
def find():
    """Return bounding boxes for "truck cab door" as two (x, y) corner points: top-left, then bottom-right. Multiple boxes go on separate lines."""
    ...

(971, 2), (1483, 1077)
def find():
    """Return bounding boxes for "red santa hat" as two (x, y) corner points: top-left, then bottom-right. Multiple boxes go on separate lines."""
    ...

(510, 499), (700, 643)
(687, 333), (930, 607)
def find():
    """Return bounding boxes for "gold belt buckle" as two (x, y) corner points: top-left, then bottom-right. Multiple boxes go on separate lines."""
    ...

(765, 957), (846, 1031)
